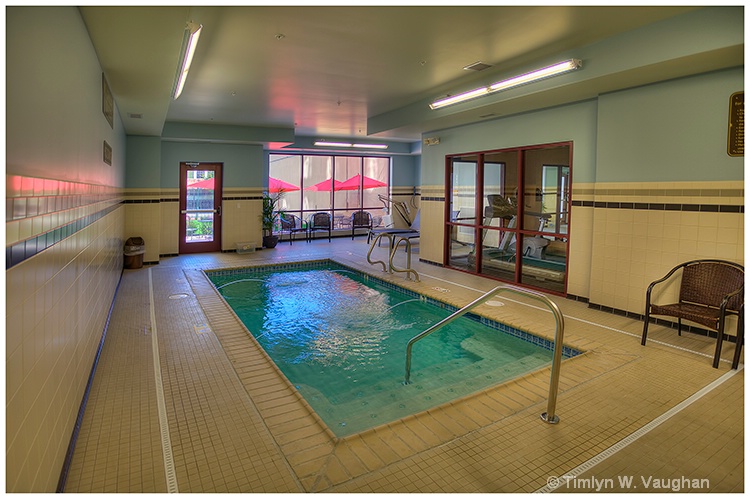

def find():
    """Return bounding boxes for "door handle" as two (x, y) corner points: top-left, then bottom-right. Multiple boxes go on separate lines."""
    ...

(216, 205), (222, 216)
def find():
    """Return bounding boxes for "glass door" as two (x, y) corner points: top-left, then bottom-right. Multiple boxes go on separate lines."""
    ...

(179, 162), (223, 254)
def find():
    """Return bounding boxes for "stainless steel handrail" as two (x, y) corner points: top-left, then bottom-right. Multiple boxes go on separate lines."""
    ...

(403, 284), (565, 424)
(366, 233), (389, 272)
(389, 236), (419, 281)
(367, 232), (420, 281)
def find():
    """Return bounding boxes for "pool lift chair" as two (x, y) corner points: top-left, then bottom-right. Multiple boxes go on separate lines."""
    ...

(367, 210), (420, 246)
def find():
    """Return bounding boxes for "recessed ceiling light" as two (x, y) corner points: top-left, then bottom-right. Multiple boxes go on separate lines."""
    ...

(275, 33), (285, 40)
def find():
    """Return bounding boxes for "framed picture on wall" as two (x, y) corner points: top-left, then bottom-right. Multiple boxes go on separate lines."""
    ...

(103, 141), (112, 165)
(102, 73), (114, 129)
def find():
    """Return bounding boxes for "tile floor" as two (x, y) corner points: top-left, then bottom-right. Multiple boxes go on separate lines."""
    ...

(63, 237), (744, 493)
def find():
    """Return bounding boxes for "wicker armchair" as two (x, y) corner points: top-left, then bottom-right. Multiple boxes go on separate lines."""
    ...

(350, 210), (373, 240)
(641, 259), (744, 368)
(307, 212), (332, 242)
(279, 213), (307, 245)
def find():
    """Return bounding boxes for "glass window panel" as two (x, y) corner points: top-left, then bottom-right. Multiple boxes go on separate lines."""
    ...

(450, 156), (478, 227)
(482, 151), (518, 229)
(269, 153), (390, 229)
(479, 228), (517, 282)
(445, 143), (570, 294)
(519, 235), (568, 294)
(334, 156), (361, 212)
(303, 156), (333, 215)
(448, 226), (475, 272)
(185, 169), (215, 243)
(362, 157), (389, 209)
(522, 146), (570, 233)
(269, 154), (302, 215)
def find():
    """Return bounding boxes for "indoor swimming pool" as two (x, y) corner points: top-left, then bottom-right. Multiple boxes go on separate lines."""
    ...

(207, 260), (580, 436)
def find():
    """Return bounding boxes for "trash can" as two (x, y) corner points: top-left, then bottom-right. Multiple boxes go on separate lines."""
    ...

(124, 237), (145, 269)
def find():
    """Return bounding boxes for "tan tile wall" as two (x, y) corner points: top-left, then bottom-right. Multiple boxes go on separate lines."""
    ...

(123, 189), (162, 263)
(588, 180), (744, 315)
(418, 185), (447, 264)
(160, 201), (180, 255)
(6, 175), (124, 492)
(416, 180), (744, 314)
(221, 189), (263, 251)
(123, 188), (266, 256)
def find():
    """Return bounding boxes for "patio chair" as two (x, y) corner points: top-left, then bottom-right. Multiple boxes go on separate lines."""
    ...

(641, 259), (744, 368)
(307, 212), (332, 242)
(279, 213), (307, 245)
(351, 210), (373, 240)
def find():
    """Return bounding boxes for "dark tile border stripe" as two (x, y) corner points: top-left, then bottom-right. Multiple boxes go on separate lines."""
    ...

(6, 202), (121, 270)
(571, 200), (744, 213)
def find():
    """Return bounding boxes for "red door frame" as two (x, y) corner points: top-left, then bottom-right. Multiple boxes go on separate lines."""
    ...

(179, 162), (223, 254)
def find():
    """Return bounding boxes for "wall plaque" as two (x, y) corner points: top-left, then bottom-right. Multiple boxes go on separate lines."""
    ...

(728, 91), (743, 157)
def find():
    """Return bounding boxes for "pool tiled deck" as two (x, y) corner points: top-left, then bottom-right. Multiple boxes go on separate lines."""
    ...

(63, 238), (743, 493)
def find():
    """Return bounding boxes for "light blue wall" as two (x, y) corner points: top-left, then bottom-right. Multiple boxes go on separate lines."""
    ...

(160, 141), (264, 188)
(124, 141), (265, 188)
(126, 140), (419, 189)
(420, 67), (742, 186)
(125, 136), (161, 188)
(421, 100), (599, 185)
(391, 155), (419, 187)
(7, 6), (126, 186)
(596, 67), (743, 182)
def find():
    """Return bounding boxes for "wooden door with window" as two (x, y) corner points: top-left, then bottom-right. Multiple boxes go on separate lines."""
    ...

(179, 162), (223, 254)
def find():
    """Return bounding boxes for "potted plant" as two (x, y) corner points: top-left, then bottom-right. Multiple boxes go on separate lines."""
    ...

(260, 190), (284, 248)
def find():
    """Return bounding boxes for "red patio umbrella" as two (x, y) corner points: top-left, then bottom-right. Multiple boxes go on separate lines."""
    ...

(269, 177), (300, 192)
(305, 178), (343, 191)
(338, 174), (386, 191)
(188, 177), (215, 189)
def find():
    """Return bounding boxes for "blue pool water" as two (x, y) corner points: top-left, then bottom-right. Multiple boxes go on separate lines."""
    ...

(208, 261), (577, 437)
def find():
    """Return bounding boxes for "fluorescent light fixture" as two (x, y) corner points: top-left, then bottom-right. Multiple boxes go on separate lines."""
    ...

(489, 59), (581, 92)
(314, 141), (388, 150)
(314, 141), (353, 148)
(173, 22), (203, 99)
(430, 87), (489, 110)
(430, 59), (582, 110)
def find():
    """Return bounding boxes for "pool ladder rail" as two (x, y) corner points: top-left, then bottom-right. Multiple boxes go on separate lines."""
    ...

(403, 285), (565, 424)
(367, 232), (419, 281)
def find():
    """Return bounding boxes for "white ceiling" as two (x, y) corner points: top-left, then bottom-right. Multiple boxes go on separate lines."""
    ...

(80, 5), (710, 144)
